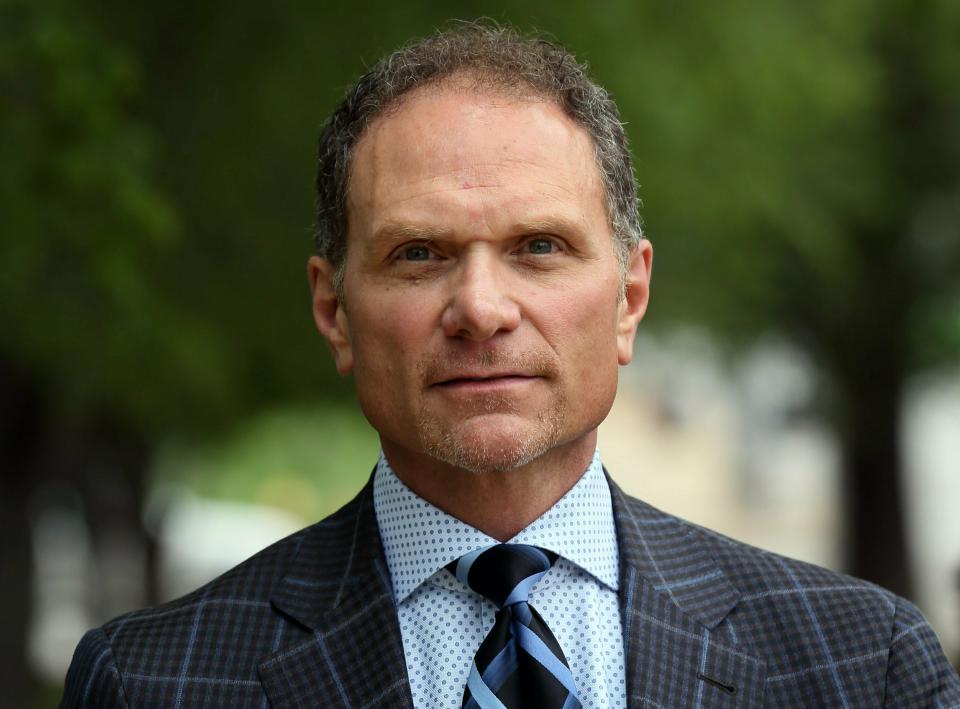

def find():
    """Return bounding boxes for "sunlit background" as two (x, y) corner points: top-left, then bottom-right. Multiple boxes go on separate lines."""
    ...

(3, 1), (958, 705)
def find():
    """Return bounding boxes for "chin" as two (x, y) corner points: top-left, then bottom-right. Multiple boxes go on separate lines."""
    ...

(420, 413), (564, 475)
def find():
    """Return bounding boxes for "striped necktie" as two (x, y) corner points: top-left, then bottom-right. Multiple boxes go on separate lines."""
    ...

(447, 544), (582, 709)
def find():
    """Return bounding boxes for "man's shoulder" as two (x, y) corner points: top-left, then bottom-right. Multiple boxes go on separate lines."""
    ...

(109, 490), (365, 632)
(107, 523), (308, 637)
(687, 510), (960, 704)
(614, 489), (960, 706)
(615, 487), (892, 604)
(61, 487), (373, 708)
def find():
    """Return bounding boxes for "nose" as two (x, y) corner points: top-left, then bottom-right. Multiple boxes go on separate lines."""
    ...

(440, 255), (521, 340)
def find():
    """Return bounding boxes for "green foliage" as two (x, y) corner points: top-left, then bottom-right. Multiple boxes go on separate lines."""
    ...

(152, 402), (379, 519)
(4, 0), (958, 443)
(585, 1), (960, 366)
(0, 0), (225, 433)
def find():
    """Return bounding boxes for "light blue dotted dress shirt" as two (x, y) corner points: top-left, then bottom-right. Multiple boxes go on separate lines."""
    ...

(373, 450), (627, 708)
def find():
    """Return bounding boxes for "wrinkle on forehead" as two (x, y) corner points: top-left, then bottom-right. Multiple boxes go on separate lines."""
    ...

(353, 91), (596, 179)
(345, 86), (608, 251)
(354, 149), (599, 212)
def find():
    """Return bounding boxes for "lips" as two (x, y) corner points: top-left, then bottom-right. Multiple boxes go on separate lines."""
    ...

(421, 350), (558, 389)
(433, 373), (535, 387)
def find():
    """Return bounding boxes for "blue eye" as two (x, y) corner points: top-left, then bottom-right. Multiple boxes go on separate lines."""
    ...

(402, 245), (432, 261)
(527, 238), (555, 254)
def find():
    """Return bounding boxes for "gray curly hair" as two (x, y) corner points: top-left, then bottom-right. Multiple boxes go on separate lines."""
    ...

(314, 21), (643, 293)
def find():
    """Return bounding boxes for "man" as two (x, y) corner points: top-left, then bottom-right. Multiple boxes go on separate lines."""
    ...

(63, 23), (959, 708)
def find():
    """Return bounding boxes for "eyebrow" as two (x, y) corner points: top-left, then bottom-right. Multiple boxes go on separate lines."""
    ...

(373, 215), (584, 242)
(508, 216), (585, 236)
(372, 223), (451, 244)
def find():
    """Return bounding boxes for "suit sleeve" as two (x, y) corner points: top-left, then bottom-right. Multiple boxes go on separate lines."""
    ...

(60, 627), (129, 708)
(883, 596), (960, 707)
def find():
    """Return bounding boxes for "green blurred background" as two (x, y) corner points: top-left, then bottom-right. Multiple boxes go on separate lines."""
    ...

(2, 0), (959, 704)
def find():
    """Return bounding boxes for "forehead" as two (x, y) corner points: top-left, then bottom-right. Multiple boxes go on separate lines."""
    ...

(345, 86), (607, 236)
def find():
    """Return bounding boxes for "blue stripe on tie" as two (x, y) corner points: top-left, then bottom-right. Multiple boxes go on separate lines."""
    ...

(457, 545), (495, 585)
(513, 602), (532, 625)
(479, 636), (520, 694)
(503, 568), (549, 607)
(467, 661), (508, 709)
(515, 623), (579, 695)
(562, 692), (582, 709)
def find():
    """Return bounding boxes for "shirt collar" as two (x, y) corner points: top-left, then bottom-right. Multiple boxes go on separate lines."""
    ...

(373, 450), (620, 604)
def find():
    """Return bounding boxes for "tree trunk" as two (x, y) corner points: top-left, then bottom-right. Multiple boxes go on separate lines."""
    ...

(0, 467), (35, 708)
(832, 351), (912, 599)
(0, 356), (160, 704)
(790, 219), (916, 599)
(0, 358), (44, 708)
(79, 421), (158, 615)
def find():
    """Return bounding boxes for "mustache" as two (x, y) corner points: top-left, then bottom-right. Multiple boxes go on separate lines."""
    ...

(421, 349), (559, 383)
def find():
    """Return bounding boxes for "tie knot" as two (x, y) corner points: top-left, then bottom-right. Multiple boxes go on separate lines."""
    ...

(448, 544), (557, 608)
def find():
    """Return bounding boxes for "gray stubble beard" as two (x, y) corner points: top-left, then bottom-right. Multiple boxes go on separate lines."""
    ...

(416, 348), (568, 473)
(418, 394), (568, 474)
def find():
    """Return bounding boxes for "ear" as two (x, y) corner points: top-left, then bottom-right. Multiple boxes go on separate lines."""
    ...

(308, 256), (353, 375)
(616, 240), (653, 365)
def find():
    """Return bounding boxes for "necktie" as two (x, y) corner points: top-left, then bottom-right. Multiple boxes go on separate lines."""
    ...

(447, 544), (582, 709)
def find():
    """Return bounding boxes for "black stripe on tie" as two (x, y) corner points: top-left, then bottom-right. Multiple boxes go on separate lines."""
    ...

(448, 544), (581, 709)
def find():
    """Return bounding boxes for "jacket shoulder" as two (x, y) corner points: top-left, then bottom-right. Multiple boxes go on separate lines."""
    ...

(615, 492), (960, 705)
(61, 627), (127, 708)
(617, 489), (893, 605)
(62, 488), (369, 707)
(102, 486), (366, 634)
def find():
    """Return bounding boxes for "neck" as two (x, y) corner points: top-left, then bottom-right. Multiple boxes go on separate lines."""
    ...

(382, 432), (597, 541)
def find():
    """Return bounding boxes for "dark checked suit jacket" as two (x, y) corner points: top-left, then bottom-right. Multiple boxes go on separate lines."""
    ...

(62, 475), (960, 708)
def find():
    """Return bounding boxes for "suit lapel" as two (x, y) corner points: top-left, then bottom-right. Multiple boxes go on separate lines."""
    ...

(260, 481), (414, 708)
(257, 470), (767, 707)
(609, 477), (768, 708)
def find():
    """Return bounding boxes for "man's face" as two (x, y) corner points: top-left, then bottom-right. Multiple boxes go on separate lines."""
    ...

(310, 86), (651, 475)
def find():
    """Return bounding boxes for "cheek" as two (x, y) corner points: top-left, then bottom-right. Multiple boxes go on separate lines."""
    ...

(535, 283), (621, 364)
(349, 296), (434, 381)
(537, 286), (621, 429)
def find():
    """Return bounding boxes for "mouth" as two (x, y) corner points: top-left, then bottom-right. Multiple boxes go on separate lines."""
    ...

(432, 373), (538, 388)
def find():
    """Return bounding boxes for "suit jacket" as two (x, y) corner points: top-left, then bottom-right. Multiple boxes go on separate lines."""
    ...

(62, 475), (960, 708)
